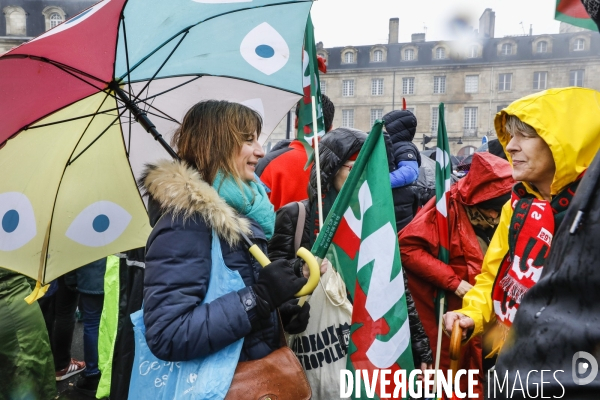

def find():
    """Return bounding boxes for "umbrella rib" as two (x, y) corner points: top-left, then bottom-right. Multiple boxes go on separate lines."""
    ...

(25, 105), (126, 130)
(0, 55), (107, 87)
(135, 97), (180, 124)
(68, 109), (128, 166)
(132, 76), (202, 104)
(47, 60), (109, 94)
(138, 107), (180, 125)
(121, 15), (134, 156)
(65, 91), (114, 163)
(119, 0), (310, 81)
(131, 31), (190, 104)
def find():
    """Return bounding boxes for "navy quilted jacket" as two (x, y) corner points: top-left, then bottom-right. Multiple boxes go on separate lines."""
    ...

(142, 161), (279, 362)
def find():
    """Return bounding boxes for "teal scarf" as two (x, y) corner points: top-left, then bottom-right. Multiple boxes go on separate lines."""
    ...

(212, 172), (275, 239)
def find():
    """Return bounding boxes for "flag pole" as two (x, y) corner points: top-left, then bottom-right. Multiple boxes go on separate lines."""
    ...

(433, 295), (445, 396)
(312, 96), (324, 229)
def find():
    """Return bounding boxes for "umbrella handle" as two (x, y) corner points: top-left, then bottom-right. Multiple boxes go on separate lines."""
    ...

(247, 245), (319, 297)
(449, 319), (463, 376)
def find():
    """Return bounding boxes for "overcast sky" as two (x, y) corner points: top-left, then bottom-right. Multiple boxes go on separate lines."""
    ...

(311, 0), (562, 48)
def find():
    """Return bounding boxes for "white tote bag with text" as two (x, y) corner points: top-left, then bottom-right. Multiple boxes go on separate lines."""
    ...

(287, 265), (353, 400)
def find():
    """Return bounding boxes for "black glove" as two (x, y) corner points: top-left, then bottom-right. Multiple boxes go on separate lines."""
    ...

(252, 259), (307, 318)
(279, 299), (311, 334)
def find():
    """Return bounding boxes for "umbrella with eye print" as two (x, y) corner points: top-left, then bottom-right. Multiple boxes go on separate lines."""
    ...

(0, 0), (312, 288)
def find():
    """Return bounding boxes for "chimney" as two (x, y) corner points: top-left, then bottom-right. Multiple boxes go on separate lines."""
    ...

(478, 8), (495, 38)
(411, 33), (426, 42)
(388, 18), (399, 44)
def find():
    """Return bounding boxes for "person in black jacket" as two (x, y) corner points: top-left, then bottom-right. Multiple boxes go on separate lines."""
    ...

(268, 127), (434, 371)
(382, 110), (422, 232)
(141, 100), (307, 363)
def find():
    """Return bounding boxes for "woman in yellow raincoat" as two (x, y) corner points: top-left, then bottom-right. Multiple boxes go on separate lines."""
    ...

(443, 87), (600, 357)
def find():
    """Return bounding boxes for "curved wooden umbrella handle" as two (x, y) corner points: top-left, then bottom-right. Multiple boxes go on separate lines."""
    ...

(449, 319), (463, 377)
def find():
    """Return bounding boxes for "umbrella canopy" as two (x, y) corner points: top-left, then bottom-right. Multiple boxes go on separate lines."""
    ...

(0, 0), (312, 285)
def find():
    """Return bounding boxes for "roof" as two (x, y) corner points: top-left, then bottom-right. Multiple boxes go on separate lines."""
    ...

(321, 32), (600, 71)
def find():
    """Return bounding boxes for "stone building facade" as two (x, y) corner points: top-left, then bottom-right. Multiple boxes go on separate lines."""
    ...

(3, 4), (598, 156)
(1, 0), (96, 54)
(314, 10), (600, 156)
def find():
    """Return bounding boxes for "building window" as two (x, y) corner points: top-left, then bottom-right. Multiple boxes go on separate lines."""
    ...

(404, 48), (414, 61)
(570, 70), (584, 87)
(465, 75), (479, 93)
(371, 78), (384, 96)
(433, 76), (446, 94)
(43, 6), (67, 32)
(402, 77), (415, 95)
(4, 6), (27, 36)
(406, 107), (415, 114)
(573, 38), (585, 51)
(342, 79), (354, 97)
(431, 107), (447, 132)
(431, 107), (439, 132)
(320, 80), (327, 95)
(533, 72), (547, 90)
(464, 107), (478, 134)
(501, 43), (512, 55)
(49, 13), (63, 28)
(468, 45), (478, 58)
(497, 104), (509, 113)
(373, 50), (383, 62)
(536, 41), (547, 53)
(435, 47), (446, 59)
(498, 73), (512, 91)
(370, 109), (383, 126)
(342, 110), (355, 128)
(344, 51), (355, 64)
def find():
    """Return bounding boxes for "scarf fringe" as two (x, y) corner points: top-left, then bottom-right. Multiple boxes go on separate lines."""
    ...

(499, 274), (528, 303)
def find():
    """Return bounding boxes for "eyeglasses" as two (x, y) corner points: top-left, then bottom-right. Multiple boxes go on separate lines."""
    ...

(341, 164), (354, 171)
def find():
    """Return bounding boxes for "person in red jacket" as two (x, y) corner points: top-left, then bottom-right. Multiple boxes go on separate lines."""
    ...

(256, 95), (335, 211)
(398, 152), (514, 398)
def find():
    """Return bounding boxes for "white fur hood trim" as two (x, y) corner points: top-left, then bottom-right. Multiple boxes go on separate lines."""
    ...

(141, 160), (251, 246)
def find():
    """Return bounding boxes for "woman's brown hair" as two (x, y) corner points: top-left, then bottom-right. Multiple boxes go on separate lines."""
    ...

(172, 100), (263, 185)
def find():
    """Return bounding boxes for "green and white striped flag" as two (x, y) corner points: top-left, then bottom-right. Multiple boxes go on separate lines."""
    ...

(435, 103), (452, 263)
(312, 121), (414, 399)
(434, 103), (452, 321)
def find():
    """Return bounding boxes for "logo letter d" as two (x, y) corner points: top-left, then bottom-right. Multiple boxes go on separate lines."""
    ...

(572, 351), (598, 385)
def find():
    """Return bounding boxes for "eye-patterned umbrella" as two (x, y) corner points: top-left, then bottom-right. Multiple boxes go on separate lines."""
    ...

(0, 0), (312, 292)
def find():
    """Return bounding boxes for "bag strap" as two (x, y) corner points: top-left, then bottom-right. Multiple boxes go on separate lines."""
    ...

(276, 310), (288, 347)
(294, 202), (306, 253)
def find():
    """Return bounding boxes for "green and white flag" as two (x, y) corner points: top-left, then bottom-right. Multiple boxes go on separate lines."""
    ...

(435, 103), (452, 264)
(434, 103), (452, 321)
(297, 15), (325, 161)
(312, 121), (414, 399)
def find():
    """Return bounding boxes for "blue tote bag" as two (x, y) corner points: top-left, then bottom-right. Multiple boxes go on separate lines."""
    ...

(129, 232), (245, 399)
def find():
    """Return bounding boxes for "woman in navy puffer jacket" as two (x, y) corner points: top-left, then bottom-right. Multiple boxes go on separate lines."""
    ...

(141, 100), (307, 362)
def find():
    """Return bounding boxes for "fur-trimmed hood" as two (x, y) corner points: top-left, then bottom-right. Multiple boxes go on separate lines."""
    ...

(140, 160), (251, 246)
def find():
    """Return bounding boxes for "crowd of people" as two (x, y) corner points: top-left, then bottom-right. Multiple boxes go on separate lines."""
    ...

(5, 4), (600, 394)
(2, 83), (599, 400)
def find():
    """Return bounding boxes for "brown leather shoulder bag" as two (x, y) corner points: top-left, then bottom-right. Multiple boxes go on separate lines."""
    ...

(225, 317), (311, 400)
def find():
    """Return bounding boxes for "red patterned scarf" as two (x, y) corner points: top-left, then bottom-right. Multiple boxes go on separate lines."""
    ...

(491, 179), (580, 330)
